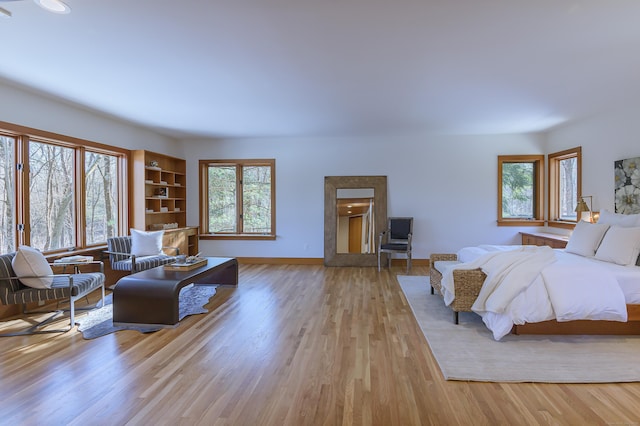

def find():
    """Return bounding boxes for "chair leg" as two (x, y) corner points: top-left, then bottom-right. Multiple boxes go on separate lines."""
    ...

(378, 251), (381, 272)
(69, 296), (75, 329)
(454, 311), (459, 324)
(0, 310), (70, 336)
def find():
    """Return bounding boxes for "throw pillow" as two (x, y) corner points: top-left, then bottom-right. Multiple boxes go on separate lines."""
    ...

(597, 209), (640, 227)
(565, 221), (609, 257)
(594, 226), (640, 266)
(11, 245), (54, 289)
(130, 228), (164, 256)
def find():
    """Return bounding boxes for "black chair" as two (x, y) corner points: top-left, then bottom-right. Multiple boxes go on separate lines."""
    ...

(378, 217), (413, 272)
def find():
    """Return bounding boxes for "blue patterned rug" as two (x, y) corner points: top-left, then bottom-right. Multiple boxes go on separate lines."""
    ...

(76, 285), (218, 339)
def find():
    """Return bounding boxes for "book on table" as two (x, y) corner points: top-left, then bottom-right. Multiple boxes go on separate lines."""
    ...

(53, 255), (94, 263)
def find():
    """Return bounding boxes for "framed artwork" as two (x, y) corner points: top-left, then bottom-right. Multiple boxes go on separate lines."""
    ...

(614, 156), (640, 214)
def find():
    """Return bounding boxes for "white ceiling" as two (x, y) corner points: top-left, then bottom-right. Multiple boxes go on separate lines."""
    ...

(1, 0), (640, 139)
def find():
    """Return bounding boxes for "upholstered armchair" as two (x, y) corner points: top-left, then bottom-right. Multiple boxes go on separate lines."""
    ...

(105, 230), (178, 274)
(0, 247), (105, 336)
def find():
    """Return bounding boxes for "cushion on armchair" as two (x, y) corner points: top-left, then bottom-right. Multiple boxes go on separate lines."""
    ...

(130, 229), (164, 256)
(11, 245), (53, 289)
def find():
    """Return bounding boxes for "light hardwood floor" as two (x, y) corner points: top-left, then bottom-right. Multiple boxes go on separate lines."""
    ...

(1, 264), (639, 425)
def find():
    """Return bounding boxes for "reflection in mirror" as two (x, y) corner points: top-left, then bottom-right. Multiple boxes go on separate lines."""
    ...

(336, 189), (375, 254)
(324, 176), (387, 267)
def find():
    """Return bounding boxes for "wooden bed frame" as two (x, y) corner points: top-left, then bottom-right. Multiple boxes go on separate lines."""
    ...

(512, 304), (640, 335)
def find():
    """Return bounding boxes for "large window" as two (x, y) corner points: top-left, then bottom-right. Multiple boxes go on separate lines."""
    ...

(0, 122), (127, 254)
(199, 159), (275, 240)
(0, 135), (16, 254)
(85, 151), (119, 244)
(497, 155), (544, 226)
(28, 141), (76, 251)
(548, 147), (581, 228)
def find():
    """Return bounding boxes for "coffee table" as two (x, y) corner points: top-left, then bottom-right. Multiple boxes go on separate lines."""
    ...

(113, 257), (237, 326)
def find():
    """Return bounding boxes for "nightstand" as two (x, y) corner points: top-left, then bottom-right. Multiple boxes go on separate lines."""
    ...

(520, 232), (569, 249)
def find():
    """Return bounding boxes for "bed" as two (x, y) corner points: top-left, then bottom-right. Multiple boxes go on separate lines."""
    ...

(434, 210), (640, 340)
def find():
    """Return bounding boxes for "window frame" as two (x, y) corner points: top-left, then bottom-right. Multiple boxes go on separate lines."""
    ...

(548, 147), (582, 229)
(497, 154), (545, 226)
(0, 133), (17, 254)
(0, 121), (128, 254)
(199, 158), (276, 240)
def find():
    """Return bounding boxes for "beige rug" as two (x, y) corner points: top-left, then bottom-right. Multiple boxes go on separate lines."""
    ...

(397, 275), (640, 383)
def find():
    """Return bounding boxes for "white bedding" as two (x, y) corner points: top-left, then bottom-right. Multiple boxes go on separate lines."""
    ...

(442, 245), (638, 340)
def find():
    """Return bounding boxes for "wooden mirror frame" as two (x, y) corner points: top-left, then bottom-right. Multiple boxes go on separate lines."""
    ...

(324, 176), (387, 266)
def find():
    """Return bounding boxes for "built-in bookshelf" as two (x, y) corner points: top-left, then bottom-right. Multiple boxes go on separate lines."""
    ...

(131, 150), (198, 255)
(132, 150), (186, 230)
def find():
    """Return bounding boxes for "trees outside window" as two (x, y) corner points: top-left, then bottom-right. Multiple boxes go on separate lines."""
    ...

(29, 142), (75, 251)
(207, 165), (237, 233)
(548, 147), (581, 228)
(200, 159), (275, 240)
(241, 165), (273, 233)
(27, 141), (125, 252)
(0, 135), (15, 253)
(85, 151), (118, 245)
(497, 155), (544, 226)
(0, 122), (127, 254)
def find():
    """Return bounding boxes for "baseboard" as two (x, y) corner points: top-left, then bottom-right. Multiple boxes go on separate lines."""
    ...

(235, 257), (430, 266)
(236, 257), (324, 265)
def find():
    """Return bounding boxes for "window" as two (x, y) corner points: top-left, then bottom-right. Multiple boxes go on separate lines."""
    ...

(85, 151), (119, 244)
(497, 155), (544, 226)
(0, 135), (16, 254)
(199, 159), (275, 240)
(28, 141), (76, 251)
(0, 122), (127, 254)
(548, 147), (581, 229)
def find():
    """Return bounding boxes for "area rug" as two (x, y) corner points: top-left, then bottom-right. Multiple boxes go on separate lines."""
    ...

(397, 275), (640, 383)
(76, 284), (218, 339)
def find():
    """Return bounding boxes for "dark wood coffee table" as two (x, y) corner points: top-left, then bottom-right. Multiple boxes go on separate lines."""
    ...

(113, 257), (237, 326)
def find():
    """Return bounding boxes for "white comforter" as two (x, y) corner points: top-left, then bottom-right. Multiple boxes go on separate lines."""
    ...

(441, 245), (628, 340)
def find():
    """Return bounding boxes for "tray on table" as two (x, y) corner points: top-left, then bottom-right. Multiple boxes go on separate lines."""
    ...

(164, 258), (207, 271)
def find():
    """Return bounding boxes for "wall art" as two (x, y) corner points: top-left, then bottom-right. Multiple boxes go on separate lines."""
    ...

(614, 156), (640, 214)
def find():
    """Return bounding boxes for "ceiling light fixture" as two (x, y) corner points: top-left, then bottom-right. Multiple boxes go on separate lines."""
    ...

(34, 0), (71, 14)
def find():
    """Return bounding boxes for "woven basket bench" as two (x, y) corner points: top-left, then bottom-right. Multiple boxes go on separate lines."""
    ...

(429, 253), (486, 324)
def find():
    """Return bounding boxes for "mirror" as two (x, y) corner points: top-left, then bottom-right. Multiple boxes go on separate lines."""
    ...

(336, 188), (375, 254)
(324, 176), (387, 266)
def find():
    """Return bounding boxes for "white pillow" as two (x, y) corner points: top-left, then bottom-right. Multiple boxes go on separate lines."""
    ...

(597, 209), (640, 227)
(130, 229), (164, 256)
(11, 245), (54, 289)
(565, 221), (609, 257)
(594, 226), (640, 266)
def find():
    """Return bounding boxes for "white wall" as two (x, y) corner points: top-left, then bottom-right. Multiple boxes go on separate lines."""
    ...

(0, 80), (178, 155)
(182, 133), (546, 259)
(545, 105), (640, 218)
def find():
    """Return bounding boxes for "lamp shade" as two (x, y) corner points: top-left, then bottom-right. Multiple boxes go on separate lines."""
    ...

(575, 198), (590, 213)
